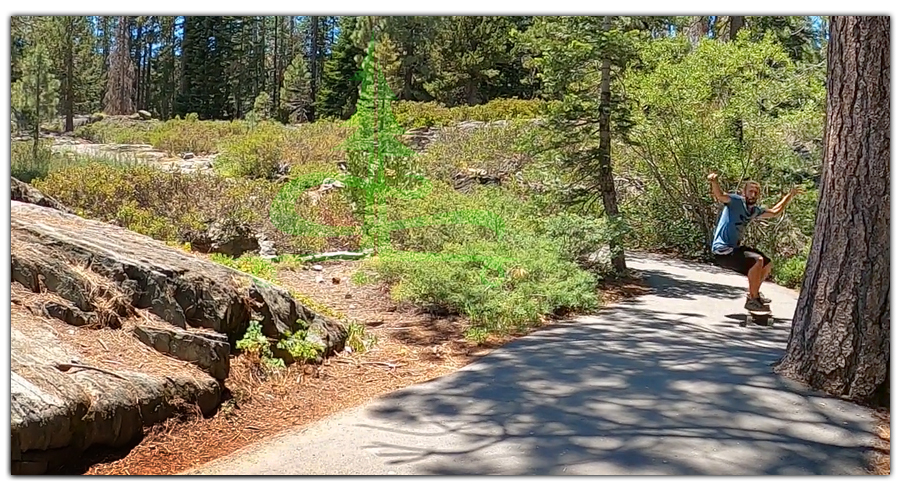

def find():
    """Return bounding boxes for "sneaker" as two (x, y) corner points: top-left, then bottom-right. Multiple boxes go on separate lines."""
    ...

(758, 292), (772, 304)
(745, 296), (771, 312)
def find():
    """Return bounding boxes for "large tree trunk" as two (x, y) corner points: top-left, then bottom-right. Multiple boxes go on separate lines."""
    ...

(773, 16), (890, 409)
(598, 16), (627, 273)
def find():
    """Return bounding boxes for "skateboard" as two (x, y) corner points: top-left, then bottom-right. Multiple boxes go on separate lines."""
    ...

(744, 309), (774, 327)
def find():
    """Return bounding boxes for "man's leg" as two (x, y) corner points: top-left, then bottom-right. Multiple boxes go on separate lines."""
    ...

(739, 247), (772, 308)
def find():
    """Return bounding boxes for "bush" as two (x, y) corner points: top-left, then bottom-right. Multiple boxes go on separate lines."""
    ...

(413, 119), (539, 183)
(74, 118), (159, 144)
(237, 320), (284, 371)
(148, 113), (246, 155)
(214, 121), (288, 179)
(772, 254), (807, 289)
(361, 236), (599, 338)
(618, 33), (825, 263)
(209, 253), (278, 283)
(32, 159), (278, 244)
(361, 181), (602, 339)
(10, 139), (54, 183)
(282, 121), (352, 166)
(392, 98), (548, 130)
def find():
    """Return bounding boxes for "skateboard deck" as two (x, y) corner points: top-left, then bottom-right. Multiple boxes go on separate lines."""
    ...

(744, 309), (774, 327)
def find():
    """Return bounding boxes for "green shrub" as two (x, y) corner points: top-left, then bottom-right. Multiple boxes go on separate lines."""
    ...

(237, 320), (284, 370)
(214, 121), (288, 179)
(209, 253), (278, 283)
(393, 100), (454, 129)
(392, 98), (548, 130)
(541, 212), (612, 266)
(282, 121), (351, 166)
(74, 119), (159, 144)
(10, 139), (54, 183)
(346, 321), (376, 353)
(148, 113), (246, 155)
(771, 246), (809, 290)
(32, 159), (278, 245)
(413, 119), (539, 185)
(360, 235), (599, 338)
(618, 33), (824, 263)
(276, 320), (325, 364)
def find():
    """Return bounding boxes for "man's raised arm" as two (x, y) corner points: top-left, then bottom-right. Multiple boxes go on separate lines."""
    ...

(760, 187), (802, 219)
(707, 172), (731, 204)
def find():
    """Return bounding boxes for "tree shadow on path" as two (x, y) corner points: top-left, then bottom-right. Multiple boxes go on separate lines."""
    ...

(356, 261), (877, 475)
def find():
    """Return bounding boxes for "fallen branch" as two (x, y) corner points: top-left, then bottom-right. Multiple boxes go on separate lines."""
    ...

(331, 358), (404, 369)
(360, 361), (405, 369)
(285, 249), (374, 264)
(55, 362), (128, 380)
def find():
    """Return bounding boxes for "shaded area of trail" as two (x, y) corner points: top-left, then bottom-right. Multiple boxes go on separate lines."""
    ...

(185, 252), (878, 475)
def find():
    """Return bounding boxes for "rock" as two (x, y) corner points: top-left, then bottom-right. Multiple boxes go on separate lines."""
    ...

(316, 276), (324, 283)
(137, 110), (152, 120)
(345, 293), (353, 299)
(312, 264), (324, 271)
(132, 325), (230, 381)
(42, 301), (98, 327)
(182, 152), (195, 160)
(258, 233), (278, 260)
(188, 220), (260, 257)
(11, 201), (348, 349)
(11, 177), (73, 214)
(10, 319), (221, 475)
(332, 277), (341, 284)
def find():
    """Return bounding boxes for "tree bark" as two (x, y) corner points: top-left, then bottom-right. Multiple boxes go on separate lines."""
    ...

(728, 16), (744, 41)
(688, 16), (710, 47)
(773, 16), (890, 409)
(63, 18), (74, 133)
(598, 16), (627, 273)
(310, 16), (320, 119)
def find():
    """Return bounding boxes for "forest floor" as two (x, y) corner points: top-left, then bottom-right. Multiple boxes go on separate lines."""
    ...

(871, 410), (890, 475)
(62, 259), (649, 475)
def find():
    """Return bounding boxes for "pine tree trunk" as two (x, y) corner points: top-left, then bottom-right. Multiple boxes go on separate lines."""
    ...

(688, 16), (710, 46)
(63, 18), (75, 133)
(310, 15), (320, 118)
(33, 54), (41, 161)
(773, 16), (890, 408)
(598, 16), (627, 273)
(273, 17), (279, 117)
(728, 16), (745, 41)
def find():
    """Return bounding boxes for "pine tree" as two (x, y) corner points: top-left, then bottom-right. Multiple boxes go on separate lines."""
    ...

(11, 41), (60, 159)
(425, 16), (518, 106)
(339, 39), (422, 254)
(521, 16), (645, 273)
(316, 16), (364, 120)
(280, 53), (313, 123)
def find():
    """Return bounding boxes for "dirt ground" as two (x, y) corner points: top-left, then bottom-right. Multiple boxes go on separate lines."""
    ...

(870, 410), (890, 475)
(61, 261), (649, 475)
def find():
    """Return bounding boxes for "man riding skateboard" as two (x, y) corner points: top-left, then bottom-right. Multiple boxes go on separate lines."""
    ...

(707, 172), (800, 312)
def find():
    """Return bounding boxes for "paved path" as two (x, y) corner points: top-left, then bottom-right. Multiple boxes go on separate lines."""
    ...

(183, 252), (878, 475)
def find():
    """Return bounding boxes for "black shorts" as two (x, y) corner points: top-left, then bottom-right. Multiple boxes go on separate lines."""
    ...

(713, 246), (772, 276)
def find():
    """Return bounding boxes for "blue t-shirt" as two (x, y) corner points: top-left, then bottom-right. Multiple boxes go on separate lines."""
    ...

(711, 193), (765, 254)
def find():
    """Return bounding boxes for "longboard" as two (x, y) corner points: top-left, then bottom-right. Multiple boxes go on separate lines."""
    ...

(744, 309), (774, 327)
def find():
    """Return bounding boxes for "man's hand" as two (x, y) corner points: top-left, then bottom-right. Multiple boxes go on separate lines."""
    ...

(708, 172), (730, 204)
(760, 186), (803, 219)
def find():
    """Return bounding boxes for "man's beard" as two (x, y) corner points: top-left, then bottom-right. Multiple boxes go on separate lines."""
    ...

(746, 198), (757, 207)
